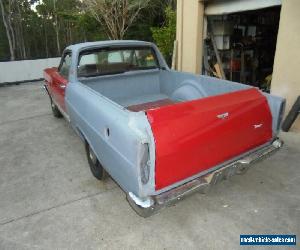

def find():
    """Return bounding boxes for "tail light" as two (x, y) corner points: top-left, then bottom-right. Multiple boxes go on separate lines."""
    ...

(140, 143), (150, 184)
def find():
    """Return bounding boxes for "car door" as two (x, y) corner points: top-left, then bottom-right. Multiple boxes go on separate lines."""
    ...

(51, 51), (71, 112)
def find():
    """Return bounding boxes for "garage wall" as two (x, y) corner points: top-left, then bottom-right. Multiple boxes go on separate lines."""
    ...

(0, 57), (60, 84)
(176, 0), (204, 74)
(271, 0), (300, 131)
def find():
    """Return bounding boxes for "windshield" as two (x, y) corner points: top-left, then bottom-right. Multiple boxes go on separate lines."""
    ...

(77, 47), (159, 77)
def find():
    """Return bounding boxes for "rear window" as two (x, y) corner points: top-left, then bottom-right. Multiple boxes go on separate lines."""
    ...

(78, 47), (159, 77)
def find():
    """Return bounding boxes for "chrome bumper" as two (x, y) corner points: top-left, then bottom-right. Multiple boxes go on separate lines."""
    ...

(127, 138), (283, 217)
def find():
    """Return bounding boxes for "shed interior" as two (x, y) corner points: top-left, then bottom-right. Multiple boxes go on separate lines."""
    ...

(205, 6), (281, 92)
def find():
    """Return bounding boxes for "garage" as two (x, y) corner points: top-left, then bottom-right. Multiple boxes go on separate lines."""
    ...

(176, 0), (300, 131)
(205, 5), (281, 92)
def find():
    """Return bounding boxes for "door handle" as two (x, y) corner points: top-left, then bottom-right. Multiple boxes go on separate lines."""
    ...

(217, 112), (229, 119)
(58, 84), (66, 89)
(253, 123), (263, 129)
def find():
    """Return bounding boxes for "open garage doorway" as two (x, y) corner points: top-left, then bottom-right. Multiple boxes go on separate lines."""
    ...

(204, 6), (281, 92)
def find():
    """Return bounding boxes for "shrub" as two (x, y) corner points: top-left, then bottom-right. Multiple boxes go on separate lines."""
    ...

(151, 7), (176, 65)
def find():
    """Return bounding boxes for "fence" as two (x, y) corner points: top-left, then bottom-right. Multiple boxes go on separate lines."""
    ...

(0, 58), (61, 84)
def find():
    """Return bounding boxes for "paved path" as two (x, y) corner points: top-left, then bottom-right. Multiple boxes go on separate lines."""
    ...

(0, 82), (299, 249)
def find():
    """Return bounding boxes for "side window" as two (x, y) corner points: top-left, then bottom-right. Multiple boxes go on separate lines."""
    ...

(135, 49), (157, 67)
(107, 51), (122, 63)
(79, 54), (98, 66)
(59, 53), (72, 79)
(123, 50), (137, 65)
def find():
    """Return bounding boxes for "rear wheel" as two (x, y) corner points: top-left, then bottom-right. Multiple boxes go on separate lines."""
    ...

(85, 142), (105, 180)
(50, 99), (63, 118)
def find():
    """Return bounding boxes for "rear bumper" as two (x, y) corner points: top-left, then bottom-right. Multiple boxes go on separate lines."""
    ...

(127, 138), (283, 217)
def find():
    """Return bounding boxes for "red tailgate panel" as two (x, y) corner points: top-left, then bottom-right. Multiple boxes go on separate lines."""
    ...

(146, 88), (273, 190)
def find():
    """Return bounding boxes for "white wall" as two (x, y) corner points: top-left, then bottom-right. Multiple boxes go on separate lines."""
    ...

(0, 57), (61, 84)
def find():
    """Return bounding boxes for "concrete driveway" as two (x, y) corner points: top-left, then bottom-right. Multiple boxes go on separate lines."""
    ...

(0, 82), (299, 250)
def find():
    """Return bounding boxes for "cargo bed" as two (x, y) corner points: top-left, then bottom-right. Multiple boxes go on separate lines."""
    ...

(81, 70), (251, 111)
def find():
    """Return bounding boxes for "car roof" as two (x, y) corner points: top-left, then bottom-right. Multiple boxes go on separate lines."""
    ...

(66, 40), (153, 52)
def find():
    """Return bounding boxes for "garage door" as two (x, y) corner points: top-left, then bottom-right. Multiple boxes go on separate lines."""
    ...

(205, 0), (281, 15)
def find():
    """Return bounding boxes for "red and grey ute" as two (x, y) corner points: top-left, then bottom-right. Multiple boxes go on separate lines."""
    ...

(44, 40), (285, 217)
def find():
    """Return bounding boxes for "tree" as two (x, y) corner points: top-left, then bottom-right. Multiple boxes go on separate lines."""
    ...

(53, 0), (60, 55)
(151, 6), (176, 65)
(0, 0), (175, 61)
(84, 0), (150, 40)
(0, 0), (39, 60)
(37, 0), (62, 55)
(0, 0), (15, 60)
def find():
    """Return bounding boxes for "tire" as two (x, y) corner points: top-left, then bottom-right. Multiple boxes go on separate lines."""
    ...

(282, 96), (300, 132)
(50, 99), (63, 118)
(85, 141), (105, 180)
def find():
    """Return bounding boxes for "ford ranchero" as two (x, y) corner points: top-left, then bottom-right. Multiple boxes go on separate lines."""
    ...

(44, 40), (285, 217)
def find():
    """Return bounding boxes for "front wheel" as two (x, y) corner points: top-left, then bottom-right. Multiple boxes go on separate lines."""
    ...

(85, 142), (105, 180)
(50, 99), (63, 118)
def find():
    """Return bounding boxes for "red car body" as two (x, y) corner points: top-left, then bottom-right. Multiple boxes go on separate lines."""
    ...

(44, 67), (68, 112)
